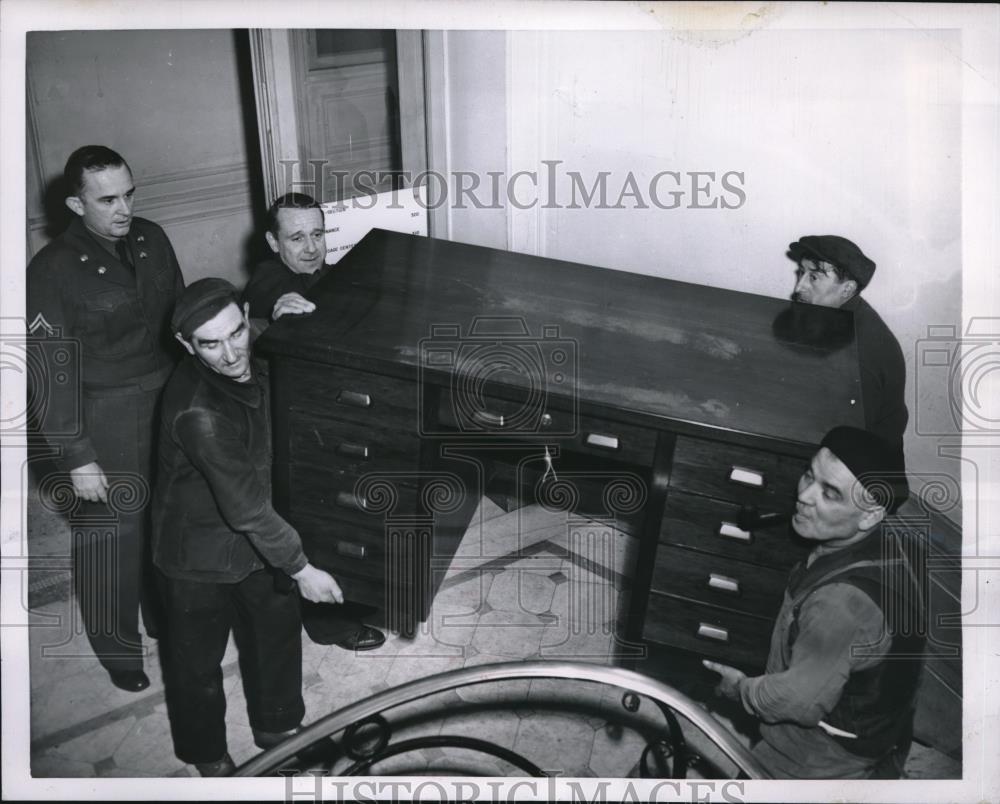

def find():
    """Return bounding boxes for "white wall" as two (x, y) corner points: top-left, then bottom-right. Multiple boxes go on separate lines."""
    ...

(429, 28), (964, 520)
(26, 30), (261, 287)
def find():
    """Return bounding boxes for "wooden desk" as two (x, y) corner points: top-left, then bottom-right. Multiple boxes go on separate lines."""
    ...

(259, 228), (864, 669)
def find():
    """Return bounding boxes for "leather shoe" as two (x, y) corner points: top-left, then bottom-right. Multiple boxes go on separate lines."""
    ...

(108, 669), (150, 693)
(195, 753), (235, 777)
(253, 726), (301, 750)
(332, 625), (385, 651)
(253, 726), (338, 765)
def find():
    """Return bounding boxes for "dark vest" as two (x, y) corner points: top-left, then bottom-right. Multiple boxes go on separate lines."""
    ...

(787, 525), (927, 758)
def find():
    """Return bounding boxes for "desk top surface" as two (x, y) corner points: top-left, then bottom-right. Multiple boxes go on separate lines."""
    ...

(259, 229), (864, 446)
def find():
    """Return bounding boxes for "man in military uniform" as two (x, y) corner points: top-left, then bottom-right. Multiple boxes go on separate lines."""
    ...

(27, 145), (185, 692)
(786, 235), (908, 445)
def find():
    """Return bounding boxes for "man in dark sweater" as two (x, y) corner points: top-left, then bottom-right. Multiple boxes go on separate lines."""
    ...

(786, 235), (908, 446)
(705, 426), (923, 778)
(243, 192), (331, 322)
(241, 192), (385, 653)
(154, 279), (350, 775)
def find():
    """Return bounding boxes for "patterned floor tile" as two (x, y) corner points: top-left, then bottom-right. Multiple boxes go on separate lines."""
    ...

(471, 610), (546, 659)
(512, 711), (597, 777)
(30, 749), (96, 778)
(46, 715), (136, 765)
(112, 710), (187, 776)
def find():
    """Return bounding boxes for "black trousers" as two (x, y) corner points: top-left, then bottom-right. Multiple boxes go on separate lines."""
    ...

(72, 387), (164, 672)
(158, 569), (305, 765)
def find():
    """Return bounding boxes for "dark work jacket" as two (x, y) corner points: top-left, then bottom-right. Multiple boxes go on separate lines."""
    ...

(844, 295), (908, 445)
(27, 216), (185, 470)
(787, 525), (926, 759)
(243, 257), (332, 321)
(152, 356), (308, 583)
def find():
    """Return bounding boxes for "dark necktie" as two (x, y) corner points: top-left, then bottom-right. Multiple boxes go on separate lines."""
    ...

(115, 238), (133, 271)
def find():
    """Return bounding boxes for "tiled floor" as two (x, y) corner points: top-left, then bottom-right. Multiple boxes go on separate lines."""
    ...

(25, 489), (960, 779)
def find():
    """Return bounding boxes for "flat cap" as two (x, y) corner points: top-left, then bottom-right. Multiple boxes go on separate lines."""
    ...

(820, 426), (908, 514)
(789, 235), (876, 289)
(171, 278), (241, 339)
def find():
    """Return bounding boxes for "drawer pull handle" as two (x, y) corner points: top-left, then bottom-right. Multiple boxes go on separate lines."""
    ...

(472, 410), (505, 428)
(697, 623), (730, 643)
(585, 433), (620, 450)
(729, 466), (765, 487)
(718, 521), (752, 542)
(336, 541), (367, 560)
(337, 442), (370, 459)
(335, 491), (367, 511)
(337, 390), (371, 408)
(708, 573), (741, 595)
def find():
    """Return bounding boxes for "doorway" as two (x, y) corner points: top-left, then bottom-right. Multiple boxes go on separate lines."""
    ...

(249, 29), (427, 207)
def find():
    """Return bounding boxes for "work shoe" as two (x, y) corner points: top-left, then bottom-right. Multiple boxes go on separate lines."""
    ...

(252, 726), (338, 765)
(108, 669), (150, 693)
(195, 753), (236, 777)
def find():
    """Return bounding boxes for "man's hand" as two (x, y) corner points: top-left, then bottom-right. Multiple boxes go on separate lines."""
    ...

(272, 292), (316, 320)
(702, 659), (747, 702)
(70, 462), (109, 503)
(291, 563), (344, 604)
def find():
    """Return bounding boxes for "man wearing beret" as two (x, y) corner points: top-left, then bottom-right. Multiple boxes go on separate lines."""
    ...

(27, 145), (184, 693)
(787, 235), (908, 445)
(152, 279), (346, 776)
(243, 192), (330, 322)
(704, 426), (924, 778)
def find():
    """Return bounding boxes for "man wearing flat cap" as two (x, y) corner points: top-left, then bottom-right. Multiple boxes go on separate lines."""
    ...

(705, 426), (925, 779)
(787, 235), (908, 445)
(152, 279), (347, 776)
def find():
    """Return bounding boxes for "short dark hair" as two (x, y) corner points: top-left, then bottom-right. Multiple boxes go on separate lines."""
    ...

(265, 192), (322, 238)
(64, 146), (131, 196)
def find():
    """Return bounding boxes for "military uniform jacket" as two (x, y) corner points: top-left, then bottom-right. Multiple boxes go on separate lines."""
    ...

(27, 216), (185, 470)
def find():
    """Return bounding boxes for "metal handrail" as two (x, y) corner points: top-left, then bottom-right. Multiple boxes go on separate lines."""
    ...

(234, 660), (768, 778)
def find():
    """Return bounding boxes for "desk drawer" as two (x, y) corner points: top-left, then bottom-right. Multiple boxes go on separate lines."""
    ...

(288, 468), (420, 525)
(437, 392), (657, 466)
(660, 489), (808, 569)
(289, 409), (421, 475)
(295, 521), (387, 582)
(671, 436), (805, 506)
(651, 544), (787, 617)
(643, 591), (773, 670)
(283, 359), (418, 430)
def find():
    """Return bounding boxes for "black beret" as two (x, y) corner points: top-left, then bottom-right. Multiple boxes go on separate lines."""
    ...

(820, 426), (908, 514)
(171, 278), (241, 339)
(788, 235), (876, 289)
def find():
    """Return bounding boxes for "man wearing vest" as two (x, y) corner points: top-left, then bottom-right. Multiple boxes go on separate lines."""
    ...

(704, 426), (924, 778)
